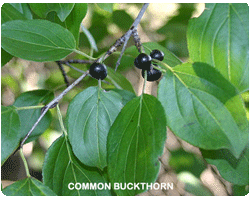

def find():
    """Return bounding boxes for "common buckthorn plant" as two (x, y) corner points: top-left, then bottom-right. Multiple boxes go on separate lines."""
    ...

(1, 3), (249, 196)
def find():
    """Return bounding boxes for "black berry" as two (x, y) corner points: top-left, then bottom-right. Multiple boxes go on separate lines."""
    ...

(89, 63), (107, 80)
(134, 53), (152, 70)
(142, 64), (162, 81)
(150, 49), (164, 61)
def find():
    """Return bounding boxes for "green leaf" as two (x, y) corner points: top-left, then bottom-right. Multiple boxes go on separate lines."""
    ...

(111, 89), (136, 106)
(112, 10), (133, 30)
(158, 62), (248, 158)
(1, 3), (33, 66)
(43, 135), (111, 196)
(1, 48), (13, 66)
(106, 67), (136, 94)
(66, 87), (123, 169)
(64, 3), (88, 46)
(201, 144), (249, 185)
(1, 106), (20, 165)
(187, 3), (249, 93)
(29, 3), (74, 22)
(107, 94), (167, 195)
(1, 3), (27, 24)
(96, 3), (113, 13)
(2, 177), (56, 196)
(10, 3), (33, 19)
(233, 184), (249, 196)
(14, 90), (54, 143)
(1, 19), (76, 62)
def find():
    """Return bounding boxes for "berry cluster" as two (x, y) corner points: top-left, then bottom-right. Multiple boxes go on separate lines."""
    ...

(89, 49), (164, 82)
(134, 49), (164, 81)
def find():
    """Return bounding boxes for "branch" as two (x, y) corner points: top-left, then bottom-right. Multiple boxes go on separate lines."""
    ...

(102, 3), (149, 70)
(19, 71), (89, 148)
(57, 59), (94, 74)
(56, 61), (70, 87)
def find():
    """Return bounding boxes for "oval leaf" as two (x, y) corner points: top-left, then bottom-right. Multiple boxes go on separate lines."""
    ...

(43, 135), (111, 196)
(187, 3), (249, 93)
(158, 62), (248, 158)
(1, 19), (76, 62)
(107, 94), (167, 196)
(2, 177), (56, 196)
(66, 87), (123, 169)
(1, 106), (20, 165)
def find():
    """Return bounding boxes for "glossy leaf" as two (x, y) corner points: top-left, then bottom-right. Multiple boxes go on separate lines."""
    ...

(29, 3), (74, 22)
(1, 3), (32, 71)
(14, 90), (54, 143)
(66, 87), (123, 169)
(107, 94), (167, 195)
(2, 177), (56, 196)
(1, 106), (20, 165)
(201, 144), (249, 185)
(1, 19), (76, 62)
(1, 3), (32, 65)
(187, 3), (249, 93)
(158, 62), (248, 158)
(43, 135), (111, 196)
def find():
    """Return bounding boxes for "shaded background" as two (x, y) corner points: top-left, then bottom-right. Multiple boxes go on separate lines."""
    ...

(1, 3), (249, 196)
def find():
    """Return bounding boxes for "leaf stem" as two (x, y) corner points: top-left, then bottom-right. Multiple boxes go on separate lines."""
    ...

(56, 105), (67, 136)
(142, 70), (147, 95)
(19, 148), (31, 177)
(73, 49), (97, 60)
(15, 105), (44, 111)
(98, 79), (102, 89)
(152, 64), (167, 73)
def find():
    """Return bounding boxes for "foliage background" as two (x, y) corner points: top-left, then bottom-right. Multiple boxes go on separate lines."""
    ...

(1, 3), (248, 195)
